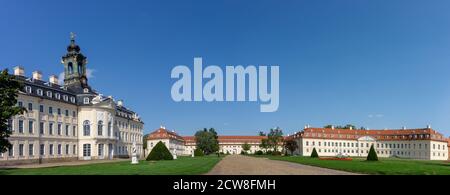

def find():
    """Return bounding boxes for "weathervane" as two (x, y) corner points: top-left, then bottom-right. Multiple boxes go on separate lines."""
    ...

(70, 32), (76, 41)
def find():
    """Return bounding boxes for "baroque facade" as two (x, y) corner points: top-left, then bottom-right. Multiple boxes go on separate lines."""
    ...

(289, 126), (449, 160)
(0, 36), (144, 165)
(146, 127), (279, 156)
(146, 126), (449, 161)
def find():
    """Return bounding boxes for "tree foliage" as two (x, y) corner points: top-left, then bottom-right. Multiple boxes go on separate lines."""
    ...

(146, 141), (173, 161)
(0, 69), (26, 153)
(242, 142), (251, 154)
(195, 128), (219, 155)
(194, 148), (204, 157)
(267, 127), (283, 152)
(284, 140), (298, 155)
(367, 145), (379, 161)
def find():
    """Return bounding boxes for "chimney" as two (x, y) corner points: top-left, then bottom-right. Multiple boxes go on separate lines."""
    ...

(13, 66), (24, 76)
(350, 126), (353, 130)
(32, 71), (43, 80)
(402, 126), (406, 130)
(331, 125), (335, 130)
(427, 125), (431, 129)
(49, 75), (59, 85)
(117, 100), (123, 107)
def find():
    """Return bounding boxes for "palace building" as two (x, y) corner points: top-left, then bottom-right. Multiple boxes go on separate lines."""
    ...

(289, 126), (449, 160)
(146, 126), (449, 161)
(146, 127), (281, 156)
(0, 35), (144, 165)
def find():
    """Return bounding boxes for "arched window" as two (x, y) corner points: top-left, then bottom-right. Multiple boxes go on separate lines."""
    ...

(97, 120), (103, 136)
(68, 62), (73, 74)
(78, 63), (82, 75)
(83, 120), (90, 136)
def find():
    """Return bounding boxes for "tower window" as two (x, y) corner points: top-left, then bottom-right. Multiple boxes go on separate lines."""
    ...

(68, 62), (73, 74)
(83, 97), (90, 104)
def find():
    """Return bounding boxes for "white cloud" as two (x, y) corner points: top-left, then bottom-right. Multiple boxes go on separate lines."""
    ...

(57, 68), (95, 85)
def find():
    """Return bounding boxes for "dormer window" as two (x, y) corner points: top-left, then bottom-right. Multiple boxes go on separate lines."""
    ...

(55, 93), (61, 100)
(83, 97), (90, 104)
(25, 86), (32, 93)
(47, 91), (52, 98)
(70, 97), (76, 103)
(63, 95), (68, 101)
(37, 89), (43, 96)
(83, 88), (89, 93)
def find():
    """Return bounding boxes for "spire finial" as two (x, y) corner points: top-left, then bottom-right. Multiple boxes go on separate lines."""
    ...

(70, 32), (76, 42)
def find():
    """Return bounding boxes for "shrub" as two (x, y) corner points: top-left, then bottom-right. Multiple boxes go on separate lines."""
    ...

(265, 150), (273, 155)
(194, 148), (204, 157)
(146, 141), (173, 161)
(311, 148), (319, 158)
(272, 151), (282, 156)
(255, 150), (264, 155)
(240, 150), (247, 155)
(367, 145), (379, 161)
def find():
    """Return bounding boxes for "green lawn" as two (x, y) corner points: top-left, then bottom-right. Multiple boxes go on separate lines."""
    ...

(0, 156), (222, 175)
(264, 155), (450, 175)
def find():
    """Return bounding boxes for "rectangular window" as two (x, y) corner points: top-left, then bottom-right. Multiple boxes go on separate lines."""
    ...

(72, 111), (76, 117)
(28, 103), (33, 111)
(8, 145), (13, 157)
(18, 120), (24, 133)
(49, 123), (53, 135)
(39, 105), (44, 113)
(19, 144), (24, 156)
(49, 107), (53, 114)
(39, 122), (44, 134)
(65, 110), (69, 117)
(65, 144), (69, 155)
(28, 121), (33, 134)
(65, 125), (69, 136)
(57, 108), (61, 115)
(18, 101), (23, 108)
(72, 126), (76, 137)
(58, 144), (61, 155)
(7, 119), (13, 132)
(49, 144), (54, 155)
(98, 144), (104, 157)
(40, 144), (45, 156)
(83, 144), (91, 157)
(28, 144), (34, 156)
(57, 124), (62, 135)
(73, 145), (76, 155)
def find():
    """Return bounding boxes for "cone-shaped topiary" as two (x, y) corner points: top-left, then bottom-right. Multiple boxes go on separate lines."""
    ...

(194, 148), (204, 157)
(311, 147), (319, 158)
(367, 144), (378, 161)
(146, 141), (173, 161)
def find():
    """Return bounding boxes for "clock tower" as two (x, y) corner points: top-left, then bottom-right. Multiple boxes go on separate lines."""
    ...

(62, 32), (89, 91)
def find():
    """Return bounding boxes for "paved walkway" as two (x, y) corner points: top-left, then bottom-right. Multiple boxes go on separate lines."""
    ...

(1, 159), (129, 169)
(206, 155), (358, 175)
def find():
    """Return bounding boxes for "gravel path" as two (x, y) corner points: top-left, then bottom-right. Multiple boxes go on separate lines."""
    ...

(206, 155), (358, 175)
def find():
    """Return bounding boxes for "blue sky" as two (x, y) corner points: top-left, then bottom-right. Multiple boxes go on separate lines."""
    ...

(1, 0), (450, 136)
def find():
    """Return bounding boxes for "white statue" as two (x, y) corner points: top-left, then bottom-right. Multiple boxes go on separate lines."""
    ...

(131, 141), (139, 164)
(173, 148), (177, 160)
(191, 150), (195, 158)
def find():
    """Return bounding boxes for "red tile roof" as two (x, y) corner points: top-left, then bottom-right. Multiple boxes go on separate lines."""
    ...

(147, 127), (184, 142)
(292, 127), (447, 142)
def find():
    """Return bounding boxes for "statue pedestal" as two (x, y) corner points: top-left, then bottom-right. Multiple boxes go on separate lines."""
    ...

(173, 154), (177, 160)
(131, 155), (139, 164)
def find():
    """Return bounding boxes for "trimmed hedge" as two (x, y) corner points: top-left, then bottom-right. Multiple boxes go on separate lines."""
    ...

(194, 148), (204, 157)
(367, 145), (379, 161)
(146, 141), (173, 161)
(255, 150), (264, 155)
(311, 148), (319, 158)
